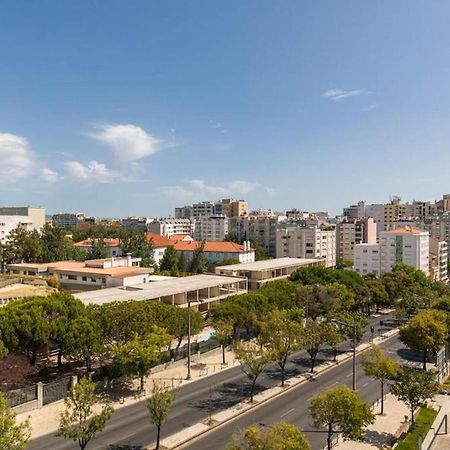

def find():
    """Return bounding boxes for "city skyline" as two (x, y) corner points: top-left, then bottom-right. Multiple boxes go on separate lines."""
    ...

(2, 1), (450, 216)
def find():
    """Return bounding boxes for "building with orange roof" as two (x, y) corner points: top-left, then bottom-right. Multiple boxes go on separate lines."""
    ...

(7, 256), (153, 290)
(172, 239), (255, 266)
(74, 238), (122, 258)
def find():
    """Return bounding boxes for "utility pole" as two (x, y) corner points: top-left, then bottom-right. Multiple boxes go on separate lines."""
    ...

(332, 318), (357, 390)
(187, 300), (191, 380)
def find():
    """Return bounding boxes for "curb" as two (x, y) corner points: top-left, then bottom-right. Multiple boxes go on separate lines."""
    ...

(157, 328), (400, 449)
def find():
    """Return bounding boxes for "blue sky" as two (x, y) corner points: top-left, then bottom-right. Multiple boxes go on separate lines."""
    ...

(1, 1), (450, 217)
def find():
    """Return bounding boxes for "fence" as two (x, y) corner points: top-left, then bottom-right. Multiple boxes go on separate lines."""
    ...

(43, 377), (72, 406)
(420, 400), (450, 450)
(5, 385), (37, 408)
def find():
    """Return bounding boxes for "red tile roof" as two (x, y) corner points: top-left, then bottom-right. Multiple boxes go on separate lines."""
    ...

(172, 240), (253, 254)
(74, 238), (121, 248)
(144, 232), (173, 248)
(168, 234), (192, 241)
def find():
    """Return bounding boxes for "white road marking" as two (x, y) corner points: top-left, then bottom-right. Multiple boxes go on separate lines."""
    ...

(280, 408), (295, 419)
(363, 381), (370, 387)
(346, 373), (352, 378)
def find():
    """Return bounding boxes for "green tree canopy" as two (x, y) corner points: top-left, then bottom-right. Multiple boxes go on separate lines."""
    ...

(58, 378), (114, 450)
(158, 246), (179, 273)
(0, 393), (30, 450)
(309, 385), (374, 450)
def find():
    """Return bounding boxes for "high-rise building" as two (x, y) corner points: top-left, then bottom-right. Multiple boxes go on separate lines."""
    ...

(276, 226), (336, 267)
(147, 218), (193, 237)
(336, 218), (377, 262)
(194, 215), (229, 241)
(52, 212), (86, 229)
(429, 238), (448, 283)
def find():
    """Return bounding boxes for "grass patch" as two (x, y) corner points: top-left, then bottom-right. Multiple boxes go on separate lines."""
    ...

(396, 407), (437, 450)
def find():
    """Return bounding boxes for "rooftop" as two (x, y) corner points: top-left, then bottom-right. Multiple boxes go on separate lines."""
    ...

(172, 240), (253, 253)
(384, 226), (428, 235)
(75, 273), (246, 305)
(217, 257), (323, 271)
(74, 238), (121, 248)
(145, 232), (173, 248)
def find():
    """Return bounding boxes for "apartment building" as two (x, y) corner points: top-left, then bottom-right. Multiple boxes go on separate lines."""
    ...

(0, 206), (46, 230)
(276, 226), (336, 267)
(336, 218), (377, 262)
(174, 205), (194, 220)
(147, 218), (193, 237)
(52, 212), (86, 229)
(229, 212), (286, 257)
(354, 244), (381, 276)
(0, 215), (34, 244)
(429, 238), (448, 283)
(380, 227), (429, 275)
(122, 216), (152, 229)
(194, 215), (229, 241)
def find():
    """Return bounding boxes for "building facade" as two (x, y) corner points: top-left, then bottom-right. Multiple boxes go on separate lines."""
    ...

(354, 244), (381, 276)
(429, 238), (448, 282)
(0, 215), (34, 244)
(52, 212), (85, 229)
(276, 226), (336, 267)
(0, 206), (46, 230)
(336, 218), (377, 262)
(147, 218), (193, 237)
(194, 215), (229, 241)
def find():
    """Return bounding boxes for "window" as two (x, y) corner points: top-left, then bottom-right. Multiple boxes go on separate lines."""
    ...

(68, 275), (77, 280)
(91, 278), (97, 282)
(82, 276), (87, 281)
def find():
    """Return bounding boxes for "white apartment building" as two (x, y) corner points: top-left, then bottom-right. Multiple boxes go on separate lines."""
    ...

(194, 215), (229, 241)
(429, 238), (448, 282)
(336, 218), (377, 262)
(379, 227), (429, 275)
(354, 244), (381, 276)
(0, 206), (46, 230)
(147, 218), (193, 237)
(276, 226), (336, 268)
(0, 216), (34, 244)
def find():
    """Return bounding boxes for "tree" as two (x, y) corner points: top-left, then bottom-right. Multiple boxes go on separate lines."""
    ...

(146, 381), (174, 450)
(189, 242), (208, 273)
(229, 421), (311, 450)
(121, 232), (155, 268)
(65, 316), (103, 372)
(213, 320), (234, 365)
(262, 310), (303, 386)
(178, 251), (187, 272)
(391, 369), (438, 425)
(365, 277), (390, 313)
(158, 246), (179, 273)
(309, 385), (374, 450)
(362, 345), (399, 414)
(324, 323), (345, 362)
(399, 309), (448, 370)
(87, 238), (107, 260)
(41, 223), (74, 262)
(0, 393), (30, 450)
(235, 341), (272, 402)
(58, 378), (114, 450)
(303, 321), (328, 373)
(113, 327), (171, 391)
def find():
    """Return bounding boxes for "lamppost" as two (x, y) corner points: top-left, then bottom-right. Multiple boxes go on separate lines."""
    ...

(332, 318), (357, 390)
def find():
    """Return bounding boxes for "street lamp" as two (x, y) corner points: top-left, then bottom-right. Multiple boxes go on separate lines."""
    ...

(187, 296), (204, 380)
(331, 318), (357, 390)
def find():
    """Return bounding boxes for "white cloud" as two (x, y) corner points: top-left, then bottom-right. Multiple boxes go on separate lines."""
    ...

(160, 179), (263, 201)
(90, 123), (163, 162)
(40, 167), (58, 183)
(65, 160), (119, 183)
(322, 88), (370, 102)
(0, 133), (34, 181)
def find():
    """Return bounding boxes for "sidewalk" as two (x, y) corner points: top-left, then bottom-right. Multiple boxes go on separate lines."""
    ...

(16, 346), (239, 439)
(333, 394), (409, 449)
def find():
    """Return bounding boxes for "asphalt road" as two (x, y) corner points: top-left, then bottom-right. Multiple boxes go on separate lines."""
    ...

(28, 314), (407, 450)
(181, 335), (408, 450)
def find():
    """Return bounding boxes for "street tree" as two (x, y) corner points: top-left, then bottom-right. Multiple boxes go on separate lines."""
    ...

(324, 323), (345, 362)
(303, 321), (328, 373)
(399, 309), (448, 370)
(362, 345), (399, 414)
(145, 381), (174, 450)
(235, 341), (273, 402)
(165, 307), (203, 356)
(58, 378), (114, 450)
(212, 319), (234, 365)
(229, 421), (311, 450)
(0, 393), (30, 450)
(262, 310), (303, 386)
(189, 241), (208, 273)
(309, 385), (374, 450)
(113, 327), (171, 391)
(391, 369), (438, 425)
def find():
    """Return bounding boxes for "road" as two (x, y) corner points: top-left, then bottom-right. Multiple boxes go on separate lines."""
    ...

(28, 314), (410, 450)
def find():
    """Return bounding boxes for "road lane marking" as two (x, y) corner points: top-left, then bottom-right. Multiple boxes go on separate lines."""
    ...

(363, 381), (370, 387)
(280, 408), (295, 419)
(346, 373), (352, 378)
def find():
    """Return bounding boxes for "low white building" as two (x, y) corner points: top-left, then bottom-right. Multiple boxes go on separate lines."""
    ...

(354, 244), (381, 276)
(194, 215), (229, 241)
(7, 256), (153, 289)
(74, 238), (123, 258)
(173, 240), (255, 265)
